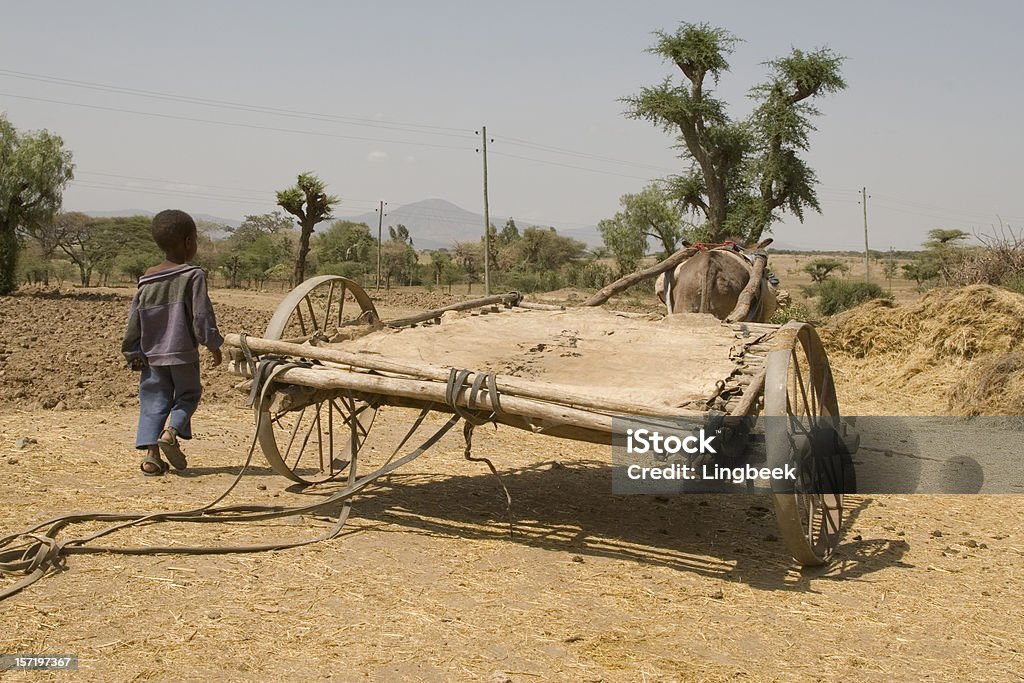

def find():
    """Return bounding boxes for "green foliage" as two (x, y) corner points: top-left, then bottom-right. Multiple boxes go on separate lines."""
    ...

(768, 300), (819, 326)
(565, 260), (615, 289)
(42, 213), (153, 286)
(501, 269), (564, 294)
(926, 229), (970, 248)
(381, 229), (418, 288)
(220, 212), (294, 288)
(812, 279), (888, 316)
(902, 260), (939, 288)
(0, 115), (75, 293)
(623, 23), (845, 243)
(317, 261), (366, 281)
(313, 220), (375, 275)
(15, 242), (48, 285)
(505, 227), (586, 271)
(453, 241), (483, 292)
(498, 218), (520, 245)
(598, 214), (646, 275)
(1003, 273), (1024, 296)
(882, 258), (899, 281)
(439, 260), (464, 293)
(598, 182), (693, 273)
(803, 257), (848, 283)
(276, 172), (339, 285)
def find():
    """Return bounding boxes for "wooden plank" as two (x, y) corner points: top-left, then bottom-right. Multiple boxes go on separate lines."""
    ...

(583, 245), (697, 307)
(224, 333), (704, 418)
(257, 365), (619, 433)
(383, 292), (522, 328)
(726, 251), (768, 322)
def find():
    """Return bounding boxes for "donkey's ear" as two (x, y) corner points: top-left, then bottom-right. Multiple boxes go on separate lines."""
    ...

(756, 238), (773, 250)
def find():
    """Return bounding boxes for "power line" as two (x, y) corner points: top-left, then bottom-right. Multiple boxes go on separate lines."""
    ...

(77, 171), (270, 197)
(0, 92), (475, 152)
(496, 135), (678, 173)
(0, 68), (694, 177)
(70, 180), (269, 206)
(870, 200), (998, 227)
(489, 150), (655, 181)
(871, 193), (1024, 224)
(0, 68), (475, 138)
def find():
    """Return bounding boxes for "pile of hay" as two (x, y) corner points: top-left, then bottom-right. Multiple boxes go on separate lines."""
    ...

(948, 353), (1024, 416)
(821, 285), (1024, 415)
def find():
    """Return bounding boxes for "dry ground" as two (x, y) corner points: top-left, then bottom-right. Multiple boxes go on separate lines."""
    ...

(1, 285), (1022, 682)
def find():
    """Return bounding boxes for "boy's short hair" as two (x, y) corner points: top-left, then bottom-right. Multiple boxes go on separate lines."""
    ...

(151, 209), (197, 251)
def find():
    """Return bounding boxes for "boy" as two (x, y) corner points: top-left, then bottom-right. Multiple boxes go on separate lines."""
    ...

(122, 209), (223, 476)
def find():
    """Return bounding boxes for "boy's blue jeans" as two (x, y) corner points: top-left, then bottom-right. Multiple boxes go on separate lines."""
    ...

(136, 362), (203, 449)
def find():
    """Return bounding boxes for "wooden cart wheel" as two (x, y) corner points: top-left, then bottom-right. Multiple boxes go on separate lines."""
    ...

(257, 276), (380, 485)
(764, 321), (852, 566)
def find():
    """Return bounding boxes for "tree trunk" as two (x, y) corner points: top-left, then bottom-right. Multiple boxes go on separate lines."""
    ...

(0, 226), (17, 294)
(293, 219), (315, 286)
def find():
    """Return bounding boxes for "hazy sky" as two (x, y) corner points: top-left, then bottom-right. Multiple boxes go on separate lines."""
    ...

(2, 1), (1021, 250)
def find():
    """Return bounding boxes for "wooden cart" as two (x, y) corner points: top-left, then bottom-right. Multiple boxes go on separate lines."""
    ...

(225, 276), (858, 566)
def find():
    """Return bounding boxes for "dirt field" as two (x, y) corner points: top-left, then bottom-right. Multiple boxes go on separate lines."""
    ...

(1, 285), (1022, 682)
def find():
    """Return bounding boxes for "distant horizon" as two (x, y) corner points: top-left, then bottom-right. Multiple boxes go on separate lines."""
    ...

(75, 199), (941, 255)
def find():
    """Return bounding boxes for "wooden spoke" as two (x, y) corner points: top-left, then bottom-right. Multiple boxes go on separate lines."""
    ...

(765, 322), (850, 566)
(255, 276), (380, 485)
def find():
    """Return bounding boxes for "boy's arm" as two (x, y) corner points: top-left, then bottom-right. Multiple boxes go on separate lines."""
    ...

(190, 269), (225, 354)
(121, 291), (144, 368)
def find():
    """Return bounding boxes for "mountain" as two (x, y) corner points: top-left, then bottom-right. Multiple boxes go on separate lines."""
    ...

(337, 198), (602, 250)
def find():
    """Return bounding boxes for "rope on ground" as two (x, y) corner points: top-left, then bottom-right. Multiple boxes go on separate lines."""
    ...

(0, 347), (460, 602)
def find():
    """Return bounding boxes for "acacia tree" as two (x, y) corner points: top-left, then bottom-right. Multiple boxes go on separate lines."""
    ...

(803, 257), (848, 283)
(0, 115), (74, 294)
(624, 23), (845, 243)
(276, 172), (338, 286)
(48, 212), (130, 286)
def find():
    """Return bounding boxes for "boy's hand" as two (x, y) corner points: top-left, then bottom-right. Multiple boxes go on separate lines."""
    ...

(129, 358), (145, 371)
(209, 347), (223, 367)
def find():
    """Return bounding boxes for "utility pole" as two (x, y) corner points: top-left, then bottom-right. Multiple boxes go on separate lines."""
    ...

(375, 200), (387, 290)
(478, 126), (492, 296)
(862, 186), (870, 283)
(887, 246), (895, 295)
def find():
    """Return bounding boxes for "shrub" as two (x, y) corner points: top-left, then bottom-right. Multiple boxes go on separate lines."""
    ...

(1003, 273), (1024, 296)
(814, 279), (889, 316)
(501, 269), (564, 293)
(566, 261), (615, 289)
(318, 261), (367, 281)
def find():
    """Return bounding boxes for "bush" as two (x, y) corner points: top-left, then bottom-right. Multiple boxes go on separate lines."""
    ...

(813, 279), (889, 316)
(565, 261), (615, 289)
(318, 261), (368, 282)
(500, 269), (564, 293)
(1003, 273), (1024, 296)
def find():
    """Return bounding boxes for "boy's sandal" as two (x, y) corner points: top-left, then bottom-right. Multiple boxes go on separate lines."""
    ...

(141, 453), (169, 476)
(158, 429), (188, 471)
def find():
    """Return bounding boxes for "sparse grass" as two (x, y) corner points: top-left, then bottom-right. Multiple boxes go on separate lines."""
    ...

(769, 300), (819, 325)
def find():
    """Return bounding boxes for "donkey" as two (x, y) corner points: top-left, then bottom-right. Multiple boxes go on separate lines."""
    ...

(655, 239), (778, 323)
